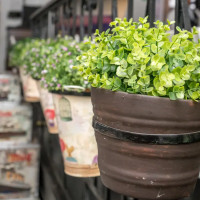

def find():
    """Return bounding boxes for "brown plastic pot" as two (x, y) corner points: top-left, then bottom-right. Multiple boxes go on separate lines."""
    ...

(91, 87), (200, 200)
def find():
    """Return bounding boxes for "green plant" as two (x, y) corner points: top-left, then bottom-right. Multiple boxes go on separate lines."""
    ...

(77, 17), (200, 100)
(9, 38), (33, 67)
(40, 38), (91, 91)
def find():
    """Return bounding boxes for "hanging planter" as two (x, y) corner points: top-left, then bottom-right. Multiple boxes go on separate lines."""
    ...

(52, 86), (99, 177)
(92, 87), (200, 199)
(19, 68), (40, 102)
(76, 17), (200, 199)
(36, 81), (58, 134)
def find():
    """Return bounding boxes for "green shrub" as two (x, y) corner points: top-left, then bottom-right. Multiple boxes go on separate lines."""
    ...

(77, 17), (200, 100)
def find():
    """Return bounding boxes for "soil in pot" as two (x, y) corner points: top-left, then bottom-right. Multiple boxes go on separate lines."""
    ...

(52, 91), (99, 177)
(91, 87), (200, 200)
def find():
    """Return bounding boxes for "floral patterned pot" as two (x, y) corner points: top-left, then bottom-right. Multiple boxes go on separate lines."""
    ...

(36, 82), (58, 134)
(52, 90), (99, 177)
(19, 67), (40, 102)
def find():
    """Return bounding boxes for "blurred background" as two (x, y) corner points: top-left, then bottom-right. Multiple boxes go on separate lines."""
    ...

(0, 0), (200, 200)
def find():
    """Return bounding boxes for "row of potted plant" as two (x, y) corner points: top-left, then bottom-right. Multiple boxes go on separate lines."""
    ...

(10, 17), (200, 199)
(10, 36), (99, 177)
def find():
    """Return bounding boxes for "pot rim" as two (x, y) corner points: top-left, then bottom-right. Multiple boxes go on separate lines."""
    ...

(50, 87), (91, 96)
(92, 87), (198, 104)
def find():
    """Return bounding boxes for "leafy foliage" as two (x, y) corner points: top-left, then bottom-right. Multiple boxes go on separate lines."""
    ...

(77, 17), (200, 100)
(40, 37), (91, 91)
(9, 38), (33, 67)
(10, 36), (91, 91)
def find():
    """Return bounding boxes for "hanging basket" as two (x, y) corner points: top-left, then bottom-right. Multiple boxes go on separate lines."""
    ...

(52, 89), (99, 177)
(36, 82), (58, 134)
(19, 67), (40, 102)
(91, 87), (200, 200)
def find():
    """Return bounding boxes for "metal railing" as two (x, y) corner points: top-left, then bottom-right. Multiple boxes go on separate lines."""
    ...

(30, 1), (197, 200)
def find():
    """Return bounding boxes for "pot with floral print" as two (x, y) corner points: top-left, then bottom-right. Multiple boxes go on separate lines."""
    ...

(52, 90), (99, 177)
(36, 81), (58, 134)
(19, 67), (40, 102)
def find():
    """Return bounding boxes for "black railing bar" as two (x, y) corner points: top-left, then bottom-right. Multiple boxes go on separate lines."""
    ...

(175, 0), (191, 34)
(40, 141), (72, 200)
(61, 3), (66, 36)
(147, 0), (156, 27)
(31, 0), (67, 21)
(175, 0), (180, 34)
(197, 0), (200, 9)
(43, 15), (49, 39)
(80, 0), (85, 41)
(127, 0), (133, 20)
(98, 0), (104, 33)
(181, 0), (191, 31)
(72, 0), (77, 37)
(88, 0), (93, 36)
(84, 179), (104, 200)
(47, 10), (56, 38)
(112, 0), (118, 21)
(66, 0), (71, 36)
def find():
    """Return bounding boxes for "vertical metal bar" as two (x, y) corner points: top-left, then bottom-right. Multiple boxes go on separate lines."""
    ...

(112, 0), (118, 21)
(181, 0), (191, 31)
(98, 0), (104, 33)
(72, 0), (77, 37)
(196, 0), (200, 9)
(48, 11), (55, 38)
(175, 0), (180, 34)
(148, 0), (156, 27)
(88, 0), (93, 36)
(66, 0), (71, 36)
(127, 0), (133, 20)
(175, 0), (191, 34)
(80, 0), (85, 41)
(61, 4), (66, 36)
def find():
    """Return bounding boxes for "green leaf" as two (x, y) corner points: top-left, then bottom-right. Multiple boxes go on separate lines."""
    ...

(114, 77), (122, 88)
(116, 67), (128, 77)
(151, 44), (157, 54)
(169, 92), (177, 100)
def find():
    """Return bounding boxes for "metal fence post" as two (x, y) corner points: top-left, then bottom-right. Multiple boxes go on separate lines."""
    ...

(98, 0), (104, 33)
(146, 0), (156, 27)
(127, 0), (134, 20)
(175, 0), (191, 34)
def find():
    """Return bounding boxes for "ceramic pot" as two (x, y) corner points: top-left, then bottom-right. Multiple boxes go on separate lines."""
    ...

(52, 90), (99, 177)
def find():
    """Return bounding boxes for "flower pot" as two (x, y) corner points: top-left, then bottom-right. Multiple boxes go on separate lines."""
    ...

(0, 74), (21, 103)
(52, 91), (99, 177)
(36, 82), (58, 134)
(91, 87), (200, 200)
(19, 67), (40, 102)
